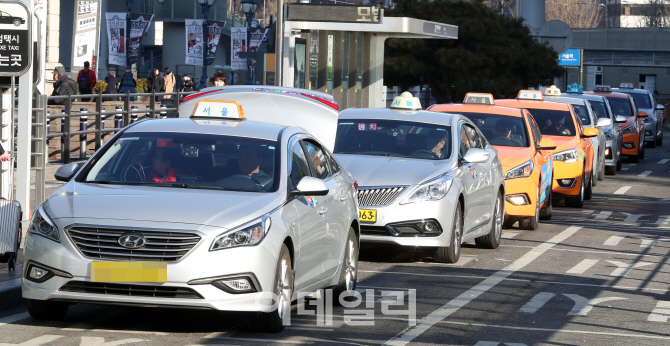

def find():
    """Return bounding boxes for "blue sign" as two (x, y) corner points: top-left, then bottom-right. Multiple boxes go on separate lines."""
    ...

(559, 49), (580, 67)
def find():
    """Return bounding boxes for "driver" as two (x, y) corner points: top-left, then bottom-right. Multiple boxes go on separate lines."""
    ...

(494, 119), (515, 141)
(541, 117), (571, 136)
(218, 144), (272, 190)
(425, 130), (447, 159)
(147, 148), (187, 183)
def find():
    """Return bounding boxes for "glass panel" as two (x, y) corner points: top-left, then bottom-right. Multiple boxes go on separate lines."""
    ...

(606, 97), (634, 117)
(572, 104), (592, 125)
(290, 143), (310, 188)
(457, 113), (529, 148)
(589, 100), (610, 119)
(304, 142), (331, 179)
(527, 109), (577, 137)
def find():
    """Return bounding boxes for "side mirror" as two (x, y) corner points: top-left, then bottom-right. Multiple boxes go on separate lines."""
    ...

(596, 118), (613, 128)
(462, 148), (490, 164)
(536, 138), (557, 151)
(581, 127), (599, 138)
(656, 104), (665, 111)
(638, 111), (649, 117)
(292, 176), (329, 196)
(54, 163), (81, 182)
(615, 115), (627, 123)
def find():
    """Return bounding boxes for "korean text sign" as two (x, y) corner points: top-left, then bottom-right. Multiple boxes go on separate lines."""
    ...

(0, 1), (31, 76)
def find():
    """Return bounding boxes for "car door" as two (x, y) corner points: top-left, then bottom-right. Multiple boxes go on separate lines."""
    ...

(457, 123), (480, 232)
(288, 138), (326, 291)
(301, 140), (344, 277)
(527, 113), (552, 205)
(465, 124), (496, 221)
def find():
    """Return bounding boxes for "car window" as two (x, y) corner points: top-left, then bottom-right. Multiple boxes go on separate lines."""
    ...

(325, 150), (341, 174)
(465, 125), (483, 149)
(606, 96), (634, 117)
(627, 93), (652, 109)
(290, 142), (310, 188)
(527, 108), (577, 137)
(527, 114), (543, 146)
(572, 104), (591, 125)
(303, 141), (331, 180)
(459, 124), (470, 157)
(589, 100), (610, 120)
(460, 112), (529, 148)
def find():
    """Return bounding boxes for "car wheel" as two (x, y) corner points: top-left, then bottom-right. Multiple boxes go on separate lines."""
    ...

(598, 156), (605, 181)
(476, 191), (503, 249)
(433, 202), (462, 263)
(584, 170), (593, 200)
(26, 299), (69, 321)
(519, 187), (540, 230)
(566, 171), (585, 208)
(605, 165), (617, 176)
(539, 185), (553, 220)
(257, 244), (293, 333)
(333, 227), (358, 306)
(13, 19), (21, 26)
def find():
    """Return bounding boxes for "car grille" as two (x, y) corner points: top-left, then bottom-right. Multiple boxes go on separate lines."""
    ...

(67, 227), (201, 262)
(59, 281), (203, 299)
(357, 187), (406, 206)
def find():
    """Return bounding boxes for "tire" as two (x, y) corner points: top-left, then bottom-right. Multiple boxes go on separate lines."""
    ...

(13, 19), (21, 26)
(26, 299), (69, 321)
(519, 188), (540, 230)
(566, 171), (585, 208)
(605, 165), (617, 176)
(433, 202), (462, 263)
(333, 227), (358, 306)
(584, 170), (593, 200)
(476, 191), (503, 249)
(597, 156), (605, 181)
(539, 187), (553, 221)
(257, 244), (293, 333)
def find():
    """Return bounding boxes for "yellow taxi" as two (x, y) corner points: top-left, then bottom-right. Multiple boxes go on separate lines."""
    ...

(429, 93), (556, 230)
(496, 90), (599, 208)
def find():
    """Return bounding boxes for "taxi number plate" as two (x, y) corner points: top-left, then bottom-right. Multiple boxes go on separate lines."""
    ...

(359, 209), (377, 223)
(91, 261), (167, 283)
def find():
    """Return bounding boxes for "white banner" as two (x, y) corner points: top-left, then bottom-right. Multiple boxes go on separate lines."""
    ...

(231, 27), (247, 70)
(106, 12), (125, 66)
(185, 19), (204, 65)
(72, 0), (101, 68)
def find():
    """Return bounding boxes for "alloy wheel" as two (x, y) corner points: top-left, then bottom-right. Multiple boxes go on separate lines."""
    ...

(275, 257), (291, 320)
(495, 194), (503, 241)
(344, 239), (357, 291)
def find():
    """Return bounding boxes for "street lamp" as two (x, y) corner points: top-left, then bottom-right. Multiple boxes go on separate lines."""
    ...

(241, 0), (258, 85)
(119, 0), (137, 93)
(197, 0), (217, 90)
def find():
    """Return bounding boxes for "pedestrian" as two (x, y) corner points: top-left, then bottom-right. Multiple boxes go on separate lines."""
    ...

(148, 68), (163, 102)
(208, 71), (226, 87)
(48, 65), (77, 105)
(117, 72), (137, 91)
(162, 68), (176, 99)
(76, 61), (97, 102)
(103, 70), (120, 101)
(227, 69), (239, 86)
(181, 74), (195, 92)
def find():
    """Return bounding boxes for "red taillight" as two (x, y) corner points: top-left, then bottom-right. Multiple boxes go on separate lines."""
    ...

(353, 181), (358, 191)
(301, 93), (339, 111)
(181, 89), (220, 103)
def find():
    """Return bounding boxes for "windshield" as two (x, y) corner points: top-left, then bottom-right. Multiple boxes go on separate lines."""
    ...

(626, 93), (652, 109)
(572, 104), (591, 125)
(335, 119), (452, 160)
(606, 96), (634, 117)
(527, 109), (576, 137)
(589, 100), (610, 119)
(459, 112), (529, 147)
(82, 132), (279, 192)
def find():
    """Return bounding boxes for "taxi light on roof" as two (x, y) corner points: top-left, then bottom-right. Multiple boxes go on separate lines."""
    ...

(544, 85), (561, 96)
(516, 90), (544, 101)
(594, 85), (612, 92)
(566, 83), (584, 94)
(191, 100), (245, 119)
(463, 93), (495, 105)
(619, 82), (634, 89)
(390, 92), (422, 110)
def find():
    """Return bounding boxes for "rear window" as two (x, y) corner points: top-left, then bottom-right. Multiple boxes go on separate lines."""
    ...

(606, 97), (634, 117)
(526, 109), (576, 137)
(459, 112), (529, 147)
(572, 104), (591, 125)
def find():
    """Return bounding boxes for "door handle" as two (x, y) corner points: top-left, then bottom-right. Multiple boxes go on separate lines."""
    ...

(318, 207), (329, 215)
(339, 195), (348, 202)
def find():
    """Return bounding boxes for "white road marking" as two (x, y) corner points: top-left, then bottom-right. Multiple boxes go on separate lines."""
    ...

(594, 211), (612, 220)
(634, 236), (660, 249)
(603, 235), (625, 246)
(621, 213), (649, 222)
(501, 232), (519, 239)
(614, 186), (632, 195)
(606, 260), (654, 277)
(440, 321), (670, 341)
(639, 171), (652, 177)
(566, 259), (599, 275)
(518, 292), (556, 313)
(0, 312), (30, 327)
(197, 336), (313, 344)
(648, 301), (670, 322)
(80, 337), (144, 346)
(61, 324), (168, 335)
(656, 216), (670, 225)
(562, 294), (627, 316)
(382, 226), (581, 346)
(0, 335), (63, 346)
(621, 167), (629, 170)
(658, 159), (669, 164)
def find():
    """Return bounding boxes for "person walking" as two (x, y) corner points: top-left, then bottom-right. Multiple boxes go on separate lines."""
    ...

(227, 69), (239, 86)
(148, 68), (163, 102)
(103, 70), (120, 101)
(181, 74), (195, 92)
(48, 66), (77, 105)
(76, 61), (97, 102)
(162, 68), (176, 100)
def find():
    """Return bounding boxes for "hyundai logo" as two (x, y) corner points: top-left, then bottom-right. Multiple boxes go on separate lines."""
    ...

(118, 232), (146, 249)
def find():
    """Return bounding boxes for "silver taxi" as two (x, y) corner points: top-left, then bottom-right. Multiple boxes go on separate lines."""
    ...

(614, 84), (665, 148)
(22, 88), (359, 333)
(334, 93), (505, 264)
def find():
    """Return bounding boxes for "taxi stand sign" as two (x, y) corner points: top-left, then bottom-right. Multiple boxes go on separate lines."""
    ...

(191, 100), (246, 119)
(543, 85), (561, 96)
(517, 90), (544, 101)
(0, 1), (32, 77)
(619, 82), (634, 89)
(463, 93), (494, 105)
(594, 85), (612, 92)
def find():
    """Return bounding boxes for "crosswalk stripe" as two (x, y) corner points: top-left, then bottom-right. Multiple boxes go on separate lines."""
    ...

(0, 312), (30, 327)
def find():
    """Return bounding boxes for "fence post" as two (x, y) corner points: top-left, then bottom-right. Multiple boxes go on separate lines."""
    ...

(64, 94), (72, 164)
(114, 105), (123, 131)
(95, 90), (102, 150)
(149, 91), (155, 118)
(60, 110), (65, 163)
(80, 108), (88, 160)
(100, 107), (106, 141)
(145, 105), (151, 120)
(160, 104), (167, 119)
(131, 105), (138, 123)
(123, 91), (130, 126)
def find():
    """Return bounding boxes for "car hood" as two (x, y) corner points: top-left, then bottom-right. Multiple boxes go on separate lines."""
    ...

(43, 182), (282, 229)
(493, 146), (534, 171)
(544, 135), (579, 153)
(334, 154), (455, 187)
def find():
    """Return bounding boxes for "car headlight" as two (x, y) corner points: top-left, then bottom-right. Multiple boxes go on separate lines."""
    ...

(622, 123), (637, 134)
(505, 160), (534, 180)
(210, 214), (272, 251)
(29, 206), (60, 242)
(552, 149), (578, 163)
(643, 115), (654, 123)
(400, 175), (453, 205)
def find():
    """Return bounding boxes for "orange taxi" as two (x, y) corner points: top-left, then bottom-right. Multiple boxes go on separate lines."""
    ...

(496, 90), (599, 208)
(589, 85), (648, 163)
(429, 93), (556, 230)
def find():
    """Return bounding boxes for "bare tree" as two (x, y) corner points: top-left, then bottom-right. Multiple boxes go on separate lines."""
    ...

(545, 0), (603, 28)
(639, 0), (670, 27)
(495, 0), (518, 18)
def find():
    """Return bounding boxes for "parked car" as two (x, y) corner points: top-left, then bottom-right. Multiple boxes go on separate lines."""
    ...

(614, 83), (664, 148)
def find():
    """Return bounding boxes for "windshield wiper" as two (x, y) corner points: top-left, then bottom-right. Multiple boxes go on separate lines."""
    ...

(86, 180), (122, 185)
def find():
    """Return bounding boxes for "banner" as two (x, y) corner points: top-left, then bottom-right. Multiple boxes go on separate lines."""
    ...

(185, 20), (226, 66)
(231, 27), (247, 70)
(129, 13), (154, 65)
(72, 0), (101, 68)
(249, 28), (266, 51)
(207, 21), (226, 65)
(106, 12), (154, 66)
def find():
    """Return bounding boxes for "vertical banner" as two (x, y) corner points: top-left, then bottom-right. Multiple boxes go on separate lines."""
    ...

(231, 27), (247, 70)
(249, 28), (265, 52)
(72, 0), (101, 68)
(128, 13), (154, 65)
(206, 21), (226, 65)
(106, 13), (125, 66)
(185, 20), (226, 66)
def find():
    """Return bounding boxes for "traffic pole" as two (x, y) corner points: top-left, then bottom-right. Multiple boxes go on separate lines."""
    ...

(160, 104), (167, 119)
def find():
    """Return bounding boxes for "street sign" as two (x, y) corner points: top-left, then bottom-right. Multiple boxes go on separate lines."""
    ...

(0, 1), (32, 76)
(558, 49), (580, 67)
(286, 4), (382, 24)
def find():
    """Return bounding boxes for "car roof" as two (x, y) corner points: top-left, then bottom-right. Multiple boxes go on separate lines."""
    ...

(613, 88), (650, 95)
(542, 95), (589, 106)
(428, 104), (524, 117)
(563, 93), (607, 102)
(495, 99), (571, 111)
(125, 118), (285, 141)
(588, 91), (631, 99)
(339, 108), (459, 126)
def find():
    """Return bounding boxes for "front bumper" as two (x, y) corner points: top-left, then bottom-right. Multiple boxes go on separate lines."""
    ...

(604, 139), (618, 166)
(22, 222), (281, 312)
(504, 176), (538, 218)
(551, 160), (584, 197)
(622, 131), (640, 156)
(644, 120), (657, 141)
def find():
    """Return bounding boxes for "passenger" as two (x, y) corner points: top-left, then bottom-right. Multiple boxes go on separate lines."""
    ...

(541, 117), (571, 136)
(147, 148), (186, 183)
(218, 145), (272, 190)
(425, 130), (447, 159)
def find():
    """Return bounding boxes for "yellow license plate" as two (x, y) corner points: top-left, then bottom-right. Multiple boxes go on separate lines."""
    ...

(91, 261), (167, 283)
(359, 209), (377, 223)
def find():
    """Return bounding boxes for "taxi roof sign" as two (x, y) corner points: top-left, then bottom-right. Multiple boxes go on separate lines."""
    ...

(191, 100), (246, 119)
(544, 85), (561, 96)
(516, 90), (544, 101)
(390, 92), (422, 111)
(619, 82), (634, 89)
(594, 85), (612, 92)
(463, 93), (495, 105)
(566, 83), (584, 94)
